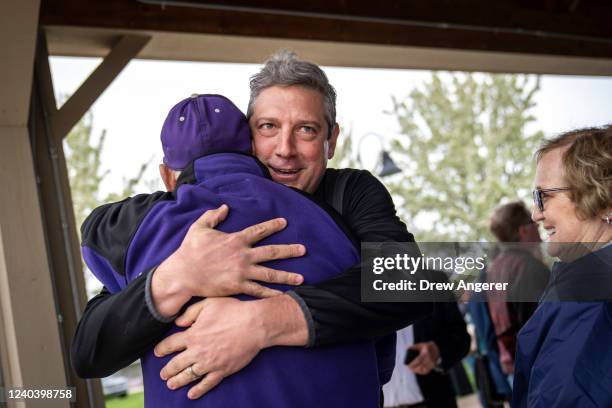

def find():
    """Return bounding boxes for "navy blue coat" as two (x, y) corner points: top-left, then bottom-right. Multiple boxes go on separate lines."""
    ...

(512, 245), (612, 407)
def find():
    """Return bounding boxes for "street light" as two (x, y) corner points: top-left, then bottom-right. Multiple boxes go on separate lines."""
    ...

(357, 132), (402, 177)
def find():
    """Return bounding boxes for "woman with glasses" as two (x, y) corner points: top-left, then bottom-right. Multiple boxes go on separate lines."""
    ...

(512, 125), (612, 408)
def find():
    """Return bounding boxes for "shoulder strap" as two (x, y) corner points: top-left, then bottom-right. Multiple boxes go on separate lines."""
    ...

(326, 170), (351, 216)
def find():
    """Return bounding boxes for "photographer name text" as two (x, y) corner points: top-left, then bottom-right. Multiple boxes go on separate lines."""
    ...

(372, 279), (508, 293)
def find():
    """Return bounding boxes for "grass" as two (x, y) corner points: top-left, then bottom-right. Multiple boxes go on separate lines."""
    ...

(105, 392), (144, 408)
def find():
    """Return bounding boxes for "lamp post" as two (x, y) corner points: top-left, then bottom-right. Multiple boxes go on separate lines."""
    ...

(356, 132), (401, 177)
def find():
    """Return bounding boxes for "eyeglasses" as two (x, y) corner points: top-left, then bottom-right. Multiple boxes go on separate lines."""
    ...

(532, 187), (571, 212)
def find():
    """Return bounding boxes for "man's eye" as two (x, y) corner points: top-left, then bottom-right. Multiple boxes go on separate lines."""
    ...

(257, 123), (277, 136)
(299, 126), (315, 133)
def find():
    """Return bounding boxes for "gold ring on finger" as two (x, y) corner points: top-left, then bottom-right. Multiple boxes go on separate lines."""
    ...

(186, 364), (200, 380)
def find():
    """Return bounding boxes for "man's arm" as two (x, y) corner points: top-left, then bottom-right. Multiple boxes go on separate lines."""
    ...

(146, 205), (305, 318)
(71, 274), (171, 378)
(291, 169), (431, 346)
(404, 270), (469, 376)
(170, 169), (429, 347)
(406, 300), (470, 376)
(429, 300), (471, 371)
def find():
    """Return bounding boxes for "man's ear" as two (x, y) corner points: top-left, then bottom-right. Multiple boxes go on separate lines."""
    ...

(159, 163), (178, 192)
(327, 123), (340, 160)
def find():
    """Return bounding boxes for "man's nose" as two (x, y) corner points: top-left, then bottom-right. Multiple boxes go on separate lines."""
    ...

(275, 130), (296, 158)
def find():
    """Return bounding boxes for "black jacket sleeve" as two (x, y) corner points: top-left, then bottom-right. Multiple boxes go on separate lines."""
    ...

(293, 169), (432, 346)
(428, 271), (470, 370)
(431, 300), (471, 371)
(412, 274), (470, 408)
(412, 270), (470, 370)
(72, 191), (173, 378)
(71, 272), (172, 378)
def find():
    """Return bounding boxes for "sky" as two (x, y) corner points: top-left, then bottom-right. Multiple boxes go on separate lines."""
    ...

(49, 56), (612, 198)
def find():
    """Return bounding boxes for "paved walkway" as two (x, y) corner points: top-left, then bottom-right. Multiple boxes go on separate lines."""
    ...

(458, 394), (481, 408)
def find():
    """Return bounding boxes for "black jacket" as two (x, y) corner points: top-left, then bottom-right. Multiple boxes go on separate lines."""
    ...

(413, 271), (471, 408)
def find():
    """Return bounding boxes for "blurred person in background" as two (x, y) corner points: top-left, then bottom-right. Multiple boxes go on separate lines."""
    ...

(513, 125), (612, 407)
(383, 270), (471, 408)
(487, 201), (550, 378)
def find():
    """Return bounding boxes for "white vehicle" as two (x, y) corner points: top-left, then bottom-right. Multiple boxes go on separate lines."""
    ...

(102, 375), (128, 398)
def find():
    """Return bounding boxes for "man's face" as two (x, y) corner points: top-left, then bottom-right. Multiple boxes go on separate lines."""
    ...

(250, 85), (339, 193)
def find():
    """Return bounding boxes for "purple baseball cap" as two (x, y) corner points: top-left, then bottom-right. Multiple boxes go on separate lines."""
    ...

(161, 94), (252, 170)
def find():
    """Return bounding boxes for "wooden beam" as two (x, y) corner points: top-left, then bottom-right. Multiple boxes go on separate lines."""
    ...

(136, 0), (612, 38)
(39, 0), (612, 59)
(33, 29), (106, 408)
(44, 26), (612, 76)
(35, 31), (59, 126)
(54, 34), (150, 139)
(0, 0), (40, 127)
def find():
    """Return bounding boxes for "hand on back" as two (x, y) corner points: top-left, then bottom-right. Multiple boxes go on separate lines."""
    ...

(151, 204), (306, 317)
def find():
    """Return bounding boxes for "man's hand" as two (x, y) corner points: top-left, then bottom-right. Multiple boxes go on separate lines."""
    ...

(151, 204), (306, 317)
(154, 295), (308, 399)
(407, 341), (441, 375)
(154, 298), (264, 399)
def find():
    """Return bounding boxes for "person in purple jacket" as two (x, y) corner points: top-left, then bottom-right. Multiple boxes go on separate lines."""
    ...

(82, 93), (386, 407)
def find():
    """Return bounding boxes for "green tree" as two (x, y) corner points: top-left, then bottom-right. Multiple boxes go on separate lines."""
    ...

(388, 73), (543, 241)
(64, 111), (152, 237)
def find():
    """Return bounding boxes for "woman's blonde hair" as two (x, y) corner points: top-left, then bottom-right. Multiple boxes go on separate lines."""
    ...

(536, 125), (612, 219)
